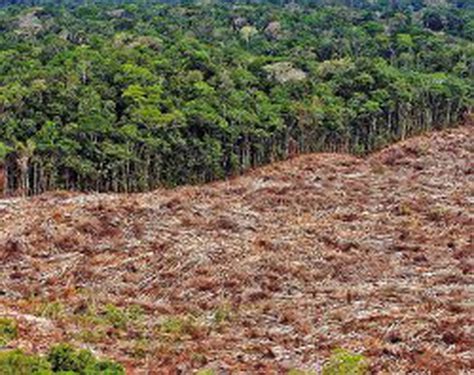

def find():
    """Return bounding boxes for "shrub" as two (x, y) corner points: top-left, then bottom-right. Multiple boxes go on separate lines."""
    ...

(0, 344), (124, 375)
(0, 318), (18, 346)
(322, 349), (368, 375)
(47, 344), (124, 374)
(47, 344), (95, 373)
(0, 350), (52, 375)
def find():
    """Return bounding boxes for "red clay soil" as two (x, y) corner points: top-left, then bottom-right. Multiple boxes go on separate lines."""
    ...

(0, 125), (473, 374)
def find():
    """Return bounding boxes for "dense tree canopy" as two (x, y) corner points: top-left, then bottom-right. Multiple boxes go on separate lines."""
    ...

(0, 0), (472, 194)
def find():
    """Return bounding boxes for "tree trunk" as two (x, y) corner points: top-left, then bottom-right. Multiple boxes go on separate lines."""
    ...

(17, 156), (29, 196)
(0, 165), (5, 197)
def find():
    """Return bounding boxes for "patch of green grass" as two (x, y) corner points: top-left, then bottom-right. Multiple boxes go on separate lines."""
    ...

(160, 316), (188, 335)
(212, 304), (232, 325)
(73, 306), (108, 328)
(196, 369), (215, 375)
(69, 302), (148, 347)
(102, 304), (145, 330)
(73, 328), (107, 344)
(73, 303), (144, 331)
(131, 339), (150, 359)
(288, 370), (316, 375)
(0, 318), (18, 346)
(37, 302), (65, 320)
(322, 349), (369, 375)
(103, 304), (128, 330)
(159, 315), (201, 340)
(126, 305), (145, 322)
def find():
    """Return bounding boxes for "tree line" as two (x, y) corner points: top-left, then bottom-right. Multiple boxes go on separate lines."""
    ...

(0, 0), (472, 195)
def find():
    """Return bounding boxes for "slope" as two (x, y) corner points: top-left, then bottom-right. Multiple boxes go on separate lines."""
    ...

(0, 125), (473, 374)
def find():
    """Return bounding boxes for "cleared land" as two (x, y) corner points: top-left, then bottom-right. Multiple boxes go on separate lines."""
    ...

(0, 125), (473, 374)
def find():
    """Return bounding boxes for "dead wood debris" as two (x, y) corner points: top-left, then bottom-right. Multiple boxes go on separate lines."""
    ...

(0, 125), (473, 373)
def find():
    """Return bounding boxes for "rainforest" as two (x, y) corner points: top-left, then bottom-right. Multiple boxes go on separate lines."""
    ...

(0, 0), (472, 195)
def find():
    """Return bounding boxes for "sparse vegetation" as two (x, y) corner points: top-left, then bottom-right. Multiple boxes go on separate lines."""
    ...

(103, 304), (128, 330)
(70, 302), (144, 332)
(37, 302), (65, 320)
(131, 339), (150, 359)
(322, 349), (368, 375)
(397, 202), (414, 216)
(74, 328), (107, 344)
(212, 304), (233, 325)
(196, 369), (215, 375)
(159, 316), (201, 340)
(288, 369), (316, 375)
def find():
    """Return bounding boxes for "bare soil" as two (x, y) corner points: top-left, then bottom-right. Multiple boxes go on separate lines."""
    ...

(0, 125), (473, 374)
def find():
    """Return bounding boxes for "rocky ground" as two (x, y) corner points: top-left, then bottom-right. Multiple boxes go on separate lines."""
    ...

(0, 125), (473, 374)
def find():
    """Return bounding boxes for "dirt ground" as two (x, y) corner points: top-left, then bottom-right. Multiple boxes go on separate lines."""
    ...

(0, 125), (473, 374)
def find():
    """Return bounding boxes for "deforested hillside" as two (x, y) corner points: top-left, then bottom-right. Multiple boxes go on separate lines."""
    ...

(0, 124), (472, 373)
